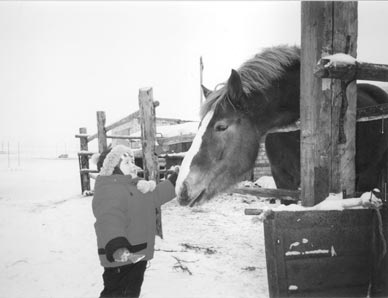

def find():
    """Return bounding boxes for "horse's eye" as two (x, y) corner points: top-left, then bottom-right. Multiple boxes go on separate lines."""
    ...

(215, 123), (228, 132)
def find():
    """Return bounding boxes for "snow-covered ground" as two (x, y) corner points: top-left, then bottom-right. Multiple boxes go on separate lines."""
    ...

(0, 154), (270, 298)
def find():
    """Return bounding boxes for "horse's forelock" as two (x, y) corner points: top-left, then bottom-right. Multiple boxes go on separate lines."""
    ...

(199, 87), (227, 119)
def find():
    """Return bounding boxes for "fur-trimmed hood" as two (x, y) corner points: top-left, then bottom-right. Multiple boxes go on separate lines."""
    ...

(97, 145), (135, 176)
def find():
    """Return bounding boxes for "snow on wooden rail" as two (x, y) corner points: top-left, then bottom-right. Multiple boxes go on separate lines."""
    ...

(245, 190), (383, 217)
(314, 53), (388, 82)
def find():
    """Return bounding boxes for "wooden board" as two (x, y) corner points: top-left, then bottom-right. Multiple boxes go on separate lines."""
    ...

(300, 2), (358, 206)
(138, 88), (163, 238)
(263, 209), (388, 298)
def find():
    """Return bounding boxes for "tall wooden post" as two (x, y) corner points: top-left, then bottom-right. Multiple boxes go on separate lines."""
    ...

(301, 2), (358, 206)
(97, 111), (108, 153)
(79, 127), (90, 193)
(138, 87), (162, 238)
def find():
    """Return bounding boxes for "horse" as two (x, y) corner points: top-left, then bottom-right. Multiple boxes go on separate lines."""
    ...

(175, 45), (388, 206)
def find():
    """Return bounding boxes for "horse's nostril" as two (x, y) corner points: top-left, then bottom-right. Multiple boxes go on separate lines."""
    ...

(178, 182), (190, 206)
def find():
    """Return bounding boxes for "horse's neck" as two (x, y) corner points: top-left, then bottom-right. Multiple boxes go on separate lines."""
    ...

(264, 68), (300, 129)
(252, 93), (299, 133)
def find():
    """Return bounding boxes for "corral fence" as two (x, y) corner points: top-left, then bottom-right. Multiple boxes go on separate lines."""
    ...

(75, 87), (192, 238)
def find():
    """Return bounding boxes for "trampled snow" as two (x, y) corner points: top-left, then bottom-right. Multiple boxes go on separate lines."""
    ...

(0, 154), (269, 298)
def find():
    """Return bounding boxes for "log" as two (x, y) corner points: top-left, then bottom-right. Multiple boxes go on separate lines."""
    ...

(244, 208), (265, 216)
(77, 151), (95, 156)
(157, 134), (197, 146)
(138, 88), (159, 182)
(233, 186), (300, 200)
(80, 169), (99, 174)
(75, 133), (89, 138)
(315, 60), (388, 82)
(88, 110), (140, 142)
(106, 134), (142, 140)
(138, 87), (162, 238)
(96, 111), (108, 153)
(79, 127), (91, 193)
(300, 2), (357, 206)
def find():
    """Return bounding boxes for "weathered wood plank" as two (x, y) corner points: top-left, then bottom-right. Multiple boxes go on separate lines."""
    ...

(96, 111), (108, 153)
(264, 213), (289, 298)
(315, 60), (388, 82)
(138, 88), (159, 181)
(301, 2), (330, 206)
(138, 87), (162, 238)
(106, 134), (142, 140)
(331, 2), (357, 195)
(80, 169), (99, 174)
(281, 225), (371, 256)
(157, 134), (196, 146)
(286, 256), (371, 292)
(300, 2), (357, 206)
(88, 110), (140, 141)
(271, 209), (373, 228)
(79, 127), (91, 193)
(263, 209), (384, 298)
(233, 186), (300, 200)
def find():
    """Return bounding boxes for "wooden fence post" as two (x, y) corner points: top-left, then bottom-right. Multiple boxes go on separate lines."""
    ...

(138, 87), (162, 238)
(301, 1), (358, 206)
(97, 111), (108, 153)
(79, 127), (90, 193)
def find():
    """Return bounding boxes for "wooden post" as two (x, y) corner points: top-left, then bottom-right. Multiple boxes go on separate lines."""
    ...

(97, 111), (108, 153)
(138, 87), (162, 238)
(79, 127), (90, 193)
(300, 2), (358, 206)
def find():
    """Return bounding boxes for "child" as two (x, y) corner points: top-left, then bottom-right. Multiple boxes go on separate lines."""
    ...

(91, 145), (178, 298)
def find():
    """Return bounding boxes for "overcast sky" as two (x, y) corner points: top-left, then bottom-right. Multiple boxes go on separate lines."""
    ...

(1, 1), (388, 156)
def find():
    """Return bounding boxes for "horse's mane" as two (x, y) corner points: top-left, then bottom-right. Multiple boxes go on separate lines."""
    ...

(200, 45), (300, 119)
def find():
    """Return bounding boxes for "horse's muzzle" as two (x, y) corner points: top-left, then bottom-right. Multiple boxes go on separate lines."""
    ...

(177, 181), (206, 207)
(177, 181), (191, 206)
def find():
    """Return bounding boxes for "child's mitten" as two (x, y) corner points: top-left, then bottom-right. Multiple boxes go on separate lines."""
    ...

(137, 180), (156, 193)
(113, 248), (145, 263)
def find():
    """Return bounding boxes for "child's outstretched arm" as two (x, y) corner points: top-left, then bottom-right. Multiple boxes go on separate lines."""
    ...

(154, 166), (179, 206)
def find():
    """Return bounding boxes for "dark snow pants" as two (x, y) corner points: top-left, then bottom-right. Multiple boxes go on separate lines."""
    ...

(100, 261), (147, 298)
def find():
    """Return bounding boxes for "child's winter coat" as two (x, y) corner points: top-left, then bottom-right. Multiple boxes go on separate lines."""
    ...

(92, 175), (175, 268)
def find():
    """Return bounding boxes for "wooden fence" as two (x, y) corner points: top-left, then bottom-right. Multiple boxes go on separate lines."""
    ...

(75, 87), (183, 238)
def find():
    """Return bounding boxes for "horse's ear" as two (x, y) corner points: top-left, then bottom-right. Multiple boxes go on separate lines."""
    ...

(201, 85), (212, 99)
(227, 69), (245, 102)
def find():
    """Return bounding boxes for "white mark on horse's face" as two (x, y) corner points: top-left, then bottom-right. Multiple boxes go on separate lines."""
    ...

(175, 109), (214, 197)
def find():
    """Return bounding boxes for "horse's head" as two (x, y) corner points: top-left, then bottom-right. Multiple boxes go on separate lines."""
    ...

(176, 70), (267, 206)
